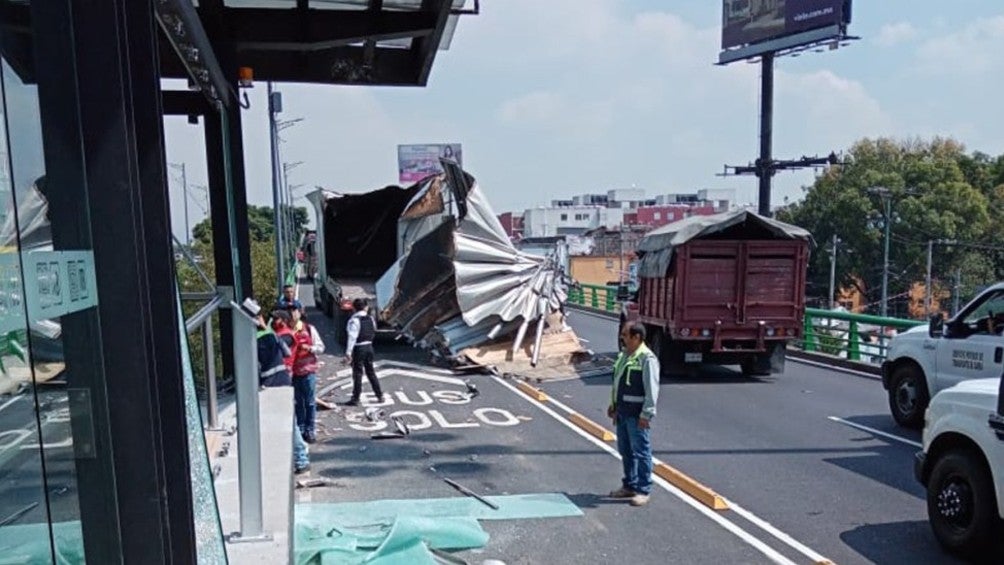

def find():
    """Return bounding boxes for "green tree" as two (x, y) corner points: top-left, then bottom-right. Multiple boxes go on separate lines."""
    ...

(776, 138), (995, 317)
(191, 204), (309, 246)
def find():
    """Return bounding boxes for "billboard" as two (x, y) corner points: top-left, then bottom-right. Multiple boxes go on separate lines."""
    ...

(397, 144), (463, 184)
(721, 0), (849, 50)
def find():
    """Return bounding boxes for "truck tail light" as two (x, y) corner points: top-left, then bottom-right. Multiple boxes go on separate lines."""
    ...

(786, 328), (796, 336)
(701, 329), (711, 337)
(766, 327), (776, 337)
(680, 328), (691, 337)
(341, 299), (354, 311)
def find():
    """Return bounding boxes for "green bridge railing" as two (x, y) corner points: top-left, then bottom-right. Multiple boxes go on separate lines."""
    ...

(566, 284), (925, 365)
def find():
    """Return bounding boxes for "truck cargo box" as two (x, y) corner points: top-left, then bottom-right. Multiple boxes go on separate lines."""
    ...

(628, 210), (812, 376)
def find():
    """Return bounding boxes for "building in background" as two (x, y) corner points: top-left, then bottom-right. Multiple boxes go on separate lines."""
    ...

(519, 187), (736, 237)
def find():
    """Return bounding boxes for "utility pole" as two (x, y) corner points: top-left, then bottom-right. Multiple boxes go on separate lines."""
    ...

(953, 268), (962, 315)
(757, 52), (774, 217)
(268, 82), (284, 290)
(881, 195), (891, 318)
(829, 234), (839, 310)
(169, 162), (190, 246)
(925, 239), (933, 316)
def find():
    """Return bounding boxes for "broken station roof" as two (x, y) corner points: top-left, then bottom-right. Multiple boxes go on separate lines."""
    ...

(167, 0), (472, 87)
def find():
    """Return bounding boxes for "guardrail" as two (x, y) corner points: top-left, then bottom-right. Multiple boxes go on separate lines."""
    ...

(567, 283), (619, 313)
(566, 284), (926, 365)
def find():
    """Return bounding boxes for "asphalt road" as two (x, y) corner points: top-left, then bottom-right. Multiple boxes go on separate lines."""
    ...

(561, 308), (981, 565)
(297, 283), (997, 564)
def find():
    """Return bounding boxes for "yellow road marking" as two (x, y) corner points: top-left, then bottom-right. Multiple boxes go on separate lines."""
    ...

(515, 380), (549, 402)
(653, 462), (729, 511)
(567, 412), (616, 442)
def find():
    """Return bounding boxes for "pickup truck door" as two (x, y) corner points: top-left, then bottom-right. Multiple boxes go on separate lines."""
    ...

(935, 290), (1004, 392)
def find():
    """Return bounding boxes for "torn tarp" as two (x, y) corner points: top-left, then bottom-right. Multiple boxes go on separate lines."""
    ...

(376, 163), (582, 370)
(636, 209), (814, 278)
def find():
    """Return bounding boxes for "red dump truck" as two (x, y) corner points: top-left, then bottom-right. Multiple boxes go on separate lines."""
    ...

(620, 210), (812, 376)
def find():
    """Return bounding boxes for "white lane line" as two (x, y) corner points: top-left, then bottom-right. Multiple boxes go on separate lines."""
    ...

(0, 395), (23, 414)
(828, 416), (922, 448)
(493, 376), (799, 565)
(789, 357), (881, 380)
(725, 502), (833, 564)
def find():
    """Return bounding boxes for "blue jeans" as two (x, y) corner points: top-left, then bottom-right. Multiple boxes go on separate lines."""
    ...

(293, 373), (317, 437)
(293, 419), (309, 470)
(616, 414), (653, 495)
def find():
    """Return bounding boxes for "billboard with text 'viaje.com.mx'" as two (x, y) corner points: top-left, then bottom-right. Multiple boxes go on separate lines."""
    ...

(721, 0), (850, 50)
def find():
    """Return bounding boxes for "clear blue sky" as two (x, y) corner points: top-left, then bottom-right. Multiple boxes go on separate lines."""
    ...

(164, 0), (1004, 234)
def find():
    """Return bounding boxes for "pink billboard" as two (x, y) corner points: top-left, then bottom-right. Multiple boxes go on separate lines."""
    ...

(397, 144), (463, 184)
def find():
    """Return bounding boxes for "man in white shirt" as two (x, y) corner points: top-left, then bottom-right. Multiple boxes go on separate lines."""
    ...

(344, 298), (384, 406)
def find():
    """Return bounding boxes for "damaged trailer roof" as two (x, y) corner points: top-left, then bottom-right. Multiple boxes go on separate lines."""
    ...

(376, 163), (574, 362)
(636, 209), (813, 278)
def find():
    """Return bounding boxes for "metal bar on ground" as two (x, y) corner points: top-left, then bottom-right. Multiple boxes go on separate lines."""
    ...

(443, 477), (499, 510)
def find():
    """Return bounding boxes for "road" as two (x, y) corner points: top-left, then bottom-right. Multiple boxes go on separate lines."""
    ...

(298, 281), (994, 565)
(563, 308), (970, 565)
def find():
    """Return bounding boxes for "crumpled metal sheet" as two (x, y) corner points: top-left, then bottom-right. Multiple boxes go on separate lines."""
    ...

(636, 209), (814, 278)
(376, 168), (574, 359)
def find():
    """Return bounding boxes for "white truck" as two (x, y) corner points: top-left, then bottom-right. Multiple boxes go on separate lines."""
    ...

(882, 283), (1004, 428)
(914, 375), (1004, 557)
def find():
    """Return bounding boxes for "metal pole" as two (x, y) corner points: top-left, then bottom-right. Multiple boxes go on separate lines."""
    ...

(181, 163), (190, 247)
(757, 52), (775, 217)
(881, 196), (891, 318)
(268, 82), (285, 292)
(229, 302), (268, 542)
(953, 268), (962, 315)
(829, 234), (838, 310)
(925, 240), (933, 316)
(203, 316), (219, 430)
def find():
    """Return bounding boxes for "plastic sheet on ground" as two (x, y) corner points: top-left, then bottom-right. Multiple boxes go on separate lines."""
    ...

(295, 516), (488, 565)
(295, 493), (583, 564)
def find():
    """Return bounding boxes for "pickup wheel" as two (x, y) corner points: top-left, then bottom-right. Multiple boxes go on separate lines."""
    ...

(926, 449), (1000, 558)
(888, 364), (929, 428)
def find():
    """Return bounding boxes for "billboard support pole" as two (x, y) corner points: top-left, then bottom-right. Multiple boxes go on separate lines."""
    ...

(757, 52), (774, 217)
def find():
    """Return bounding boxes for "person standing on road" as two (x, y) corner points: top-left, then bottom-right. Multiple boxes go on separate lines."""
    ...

(278, 284), (303, 313)
(607, 321), (660, 507)
(292, 309), (325, 443)
(344, 298), (384, 406)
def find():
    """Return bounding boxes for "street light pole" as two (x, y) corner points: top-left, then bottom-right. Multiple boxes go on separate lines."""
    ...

(829, 234), (839, 310)
(268, 82), (285, 290)
(169, 162), (190, 246)
(882, 195), (891, 318)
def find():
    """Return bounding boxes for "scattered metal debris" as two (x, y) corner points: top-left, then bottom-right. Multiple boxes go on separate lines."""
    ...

(296, 478), (330, 489)
(430, 547), (470, 565)
(365, 406), (387, 422)
(0, 502), (39, 527)
(442, 477), (499, 510)
(465, 380), (480, 399)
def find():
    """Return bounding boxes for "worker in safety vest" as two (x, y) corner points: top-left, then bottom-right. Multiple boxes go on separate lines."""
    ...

(607, 321), (660, 507)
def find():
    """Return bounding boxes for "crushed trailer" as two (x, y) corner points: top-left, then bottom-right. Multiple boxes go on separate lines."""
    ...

(371, 161), (602, 379)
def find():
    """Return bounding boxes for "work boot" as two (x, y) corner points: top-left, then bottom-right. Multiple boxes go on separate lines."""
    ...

(608, 487), (635, 499)
(629, 494), (650, 507)
(294, 464), (310, 475)
(342, 398), (360, 407)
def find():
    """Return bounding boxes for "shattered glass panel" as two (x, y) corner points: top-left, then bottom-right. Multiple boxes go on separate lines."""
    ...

(177, 288), (228, 564)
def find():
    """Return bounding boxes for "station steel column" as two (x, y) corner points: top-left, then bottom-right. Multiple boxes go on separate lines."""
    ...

(31, 0), (196, 561)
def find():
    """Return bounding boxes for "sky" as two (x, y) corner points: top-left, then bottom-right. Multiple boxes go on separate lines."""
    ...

(163, 0), (1004, 236)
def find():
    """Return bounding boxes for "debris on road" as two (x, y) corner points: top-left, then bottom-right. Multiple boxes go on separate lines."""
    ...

(443, 477), (500, 510)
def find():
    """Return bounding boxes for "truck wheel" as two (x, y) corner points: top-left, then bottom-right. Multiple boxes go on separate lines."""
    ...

(888, 364), (929, 428)
(926, 449), (1000, 558)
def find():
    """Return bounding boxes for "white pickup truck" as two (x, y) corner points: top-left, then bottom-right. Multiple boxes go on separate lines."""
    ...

(915, 375), (1004, 557)
(881, 283), (1004, 428)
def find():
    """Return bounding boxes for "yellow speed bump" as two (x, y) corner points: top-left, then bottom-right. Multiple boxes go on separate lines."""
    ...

(654, 462), (729, 511)
(568, 412), (616, 442)
(516, 380), (549, 402)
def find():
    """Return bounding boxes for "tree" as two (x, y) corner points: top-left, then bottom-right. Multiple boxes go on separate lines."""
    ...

(191, 204), (309, 246)
(776, 137), (996, 317)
